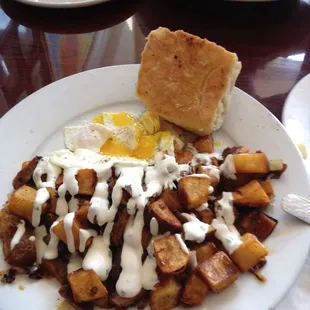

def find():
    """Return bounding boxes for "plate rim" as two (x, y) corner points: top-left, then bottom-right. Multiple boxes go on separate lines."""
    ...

(1, 64), (310, 309)
(13, 0), (111, 9)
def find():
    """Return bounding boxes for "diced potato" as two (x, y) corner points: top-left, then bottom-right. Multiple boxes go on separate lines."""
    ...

(59, 285), (93, 310)
(150, 277), (181, 310)
(55, 173), (64, 189)
(7, 185), (48, 223)
(193, 135), (213, 153)
(259, 180), (274, 198)
(195, 242), (218, 264)
(76, 169), (98, 196)
(196, 165), (219, 188)
(75, 204), (91, 226)
(268, 159), (283, 172)
(194, 208), (214, 225)
(111, 207), (130, 246)
(230, 233), (268, 272)
(12, 156), (40, 189)
(68, 269), (108, 302)
(238, 211), (278, 241)
(233, 153), (269, 174)
(178, 176), (211, 209)
(181, 273), (208, 306)
(174, 150), (193, 164)
(148, 199), (182, 232)
(270, 163), (287, 179)
(162, 189), (183, 212)
(222, 146), (249, 159)
(46, 187), (58, 213)
(41, 212), (58, 231)
(233, 180), (270, 207)
(141, 226), (152, 249)
(153, 235), (189, 274)
(3, 229), (36, 268)
(0, 209), (21, 239)
(93, 295), (109, 308)
(42, 257), (68, 284)
(110, 290), (146, 308)
(197, 251), (239, 293)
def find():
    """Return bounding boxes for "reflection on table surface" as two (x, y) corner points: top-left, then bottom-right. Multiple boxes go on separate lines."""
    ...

(0, 0), (310, 118)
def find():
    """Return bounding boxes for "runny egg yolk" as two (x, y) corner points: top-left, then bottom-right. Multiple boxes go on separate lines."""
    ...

(92, 112), (160, 161)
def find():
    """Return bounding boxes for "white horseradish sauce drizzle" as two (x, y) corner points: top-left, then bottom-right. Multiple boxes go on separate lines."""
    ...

(215, 192), (235, 225)
(68, 252), (83, 274)
(175, 234), (189, 254)
(220, 154), (236, 180)
(11, 220), (26, 250)
(34, 225), (48, 264)
(181, 213), (210, 243)
(32, 187), (50, 227)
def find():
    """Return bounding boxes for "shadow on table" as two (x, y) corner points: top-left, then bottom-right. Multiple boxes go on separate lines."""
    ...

(0, 0), (145, 34)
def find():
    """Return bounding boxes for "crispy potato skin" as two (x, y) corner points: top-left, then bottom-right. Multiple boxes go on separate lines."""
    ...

(153, 235), (189, 274)
(59, 285), (93, 310)
(110, 290), (146, 308)
(150, 277), (181, 310)
(110, 207), (130, 246)
(68, 269), (108, 302)
(76, 169), (98, 196)
(162, 189), (183, 212)
(0, 209), (21, 239)
(222, 146), (249, 159)
(197, 251), (239, 293)
(42, 257), (68, 284)
(193, 135), (213, 153)
(174, 150), (193, 164)
(195, 242), (218, 264)
(178, 176), (210, 209)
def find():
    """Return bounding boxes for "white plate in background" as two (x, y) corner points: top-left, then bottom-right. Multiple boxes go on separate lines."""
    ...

(0, 64), (309, 310)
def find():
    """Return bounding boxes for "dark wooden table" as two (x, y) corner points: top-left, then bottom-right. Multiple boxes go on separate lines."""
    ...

(0, 0), (309, 119)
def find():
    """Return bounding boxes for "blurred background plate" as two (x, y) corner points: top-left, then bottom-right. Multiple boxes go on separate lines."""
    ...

(14, 0), (111, 9)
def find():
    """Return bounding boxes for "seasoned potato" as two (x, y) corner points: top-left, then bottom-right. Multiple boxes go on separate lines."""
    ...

(59, 284), (93, 310)
(238, 211), (278, 242)
(110, 290), (146, 308)
(181, 273), (208, 306)
(3, 229), (36, 268)
(195, 242), (218, 264)
(75, 204), (91, 225)
(259, 180), (274, 198)
(233, 180), (270, 207)
(55, 173), (64, 189)
(111, 207), (130, 246)
(174, 150), (193, 164)
(148, 199), (182, 232)
(233, 153), (269, 174)
(46, 187), (58, 213)
(12, 156), (40, 189)
(194, 208), (214, 225)
(0, 209), (21, 239)
(179, 176), (211, 209)
(153, 235), (189, 274)
(150, 277), (181, 310)
(68, 269), (108, 302)
(141, 226), (152, 249)
(196, 165), (219, 188)
(76, 169), (98, 196)
(93, 295), (109, 308)
(162, 189), (183, 212)
(7, 185), (47, 223)
(197, 251), (239, 293)
(222, 146), (249, 159)
(230, 233), (268, 272)
(42, 257), (68, 284)
(193, 135), (213, 153)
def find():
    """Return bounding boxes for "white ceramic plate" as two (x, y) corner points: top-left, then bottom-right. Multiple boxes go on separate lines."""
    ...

(0, 64), (309, 310)
(15, 0), (110, 9)
(282, 73), (310, 173)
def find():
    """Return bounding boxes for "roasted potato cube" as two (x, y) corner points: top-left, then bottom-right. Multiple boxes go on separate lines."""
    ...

(68, 269), (108, 302)
(7, 185), (47, 223)
(222, 146), (249, 159)
(75, 204), (90, 225)
(162, 189), (183, 212)
(46, 187), (58, 213)
(110, 290), (146, 308)
(195, 242), (218, 264)
(55, 173), (64, 189)
(0, 209), (21, 239)
(238, 211), (278, 241)
(111, 207), (130, 246)
(76, 169), (98, 196)
(179, 176), (210, 209)
(197, 251), (239, 293)
(174, 150), (193, 164)
(42, 257), (68, 284)
(196, 165), (219, 188)
(3, 229), (36, 267)
(59, 285), (93, 310)
(193, 135), (213, 153)
(148, 199), (182, 232)
(153, 235), (189, 274)
(181, 273), (208, 306)
(233, 153), (269, 174)
(259, 180), (274, 198)
(150, 277), (181, 310)
(194, 208), (214, 225)
(12, 156), (40, 189)
(233, 180), (270, 207)
(93, 295), (109, 308)
(230, 233), (268, 272)
(142, 226), (152, 249)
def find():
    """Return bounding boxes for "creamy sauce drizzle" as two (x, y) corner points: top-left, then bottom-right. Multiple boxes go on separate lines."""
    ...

(141, 241), (159, 290)
(192, 153), (223, 166)
(68, 252), (83, 274)
(64, 212), (76, 253)
(79, 229), (97, 252)
(175, 234), (189, 254)
(196, 203), (209, 212)
(11, 220), (26, 250)
(35, 225), (48, 264)
(150, 217), (159, 236)
(44, 220), (60, 260)
(181, 213), (210, 243)
(220, 154), (236, 179)
(215, 192), (235, 225)
(32, 188), (50, 227)
(189, 251), (197, 269)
